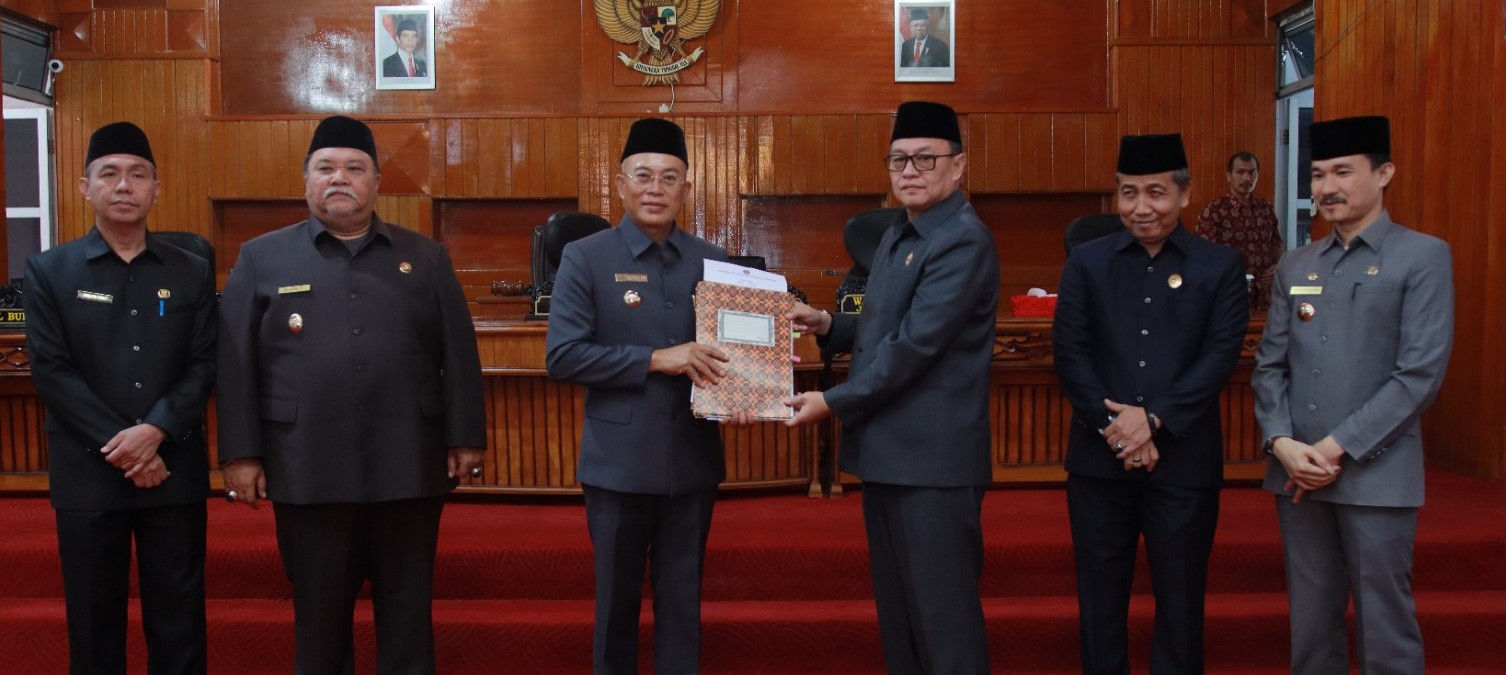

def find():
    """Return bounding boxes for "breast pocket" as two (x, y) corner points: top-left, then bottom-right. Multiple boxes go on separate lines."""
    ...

(1353, 282), (1400, 325)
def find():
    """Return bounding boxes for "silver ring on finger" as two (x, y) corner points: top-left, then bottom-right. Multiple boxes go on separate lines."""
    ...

(225, 490), (239, 503)
(470, 466), (483, 478)
(1115, 442), (1125, 451)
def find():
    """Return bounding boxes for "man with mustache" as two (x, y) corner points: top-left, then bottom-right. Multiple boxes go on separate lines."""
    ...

(25, 121), (215, 675)
(1195, 151), (1284, 311)
(1253, 115), (1453, 675)
(1053, 133), (1249, 675)
(217, 115), (486, 674)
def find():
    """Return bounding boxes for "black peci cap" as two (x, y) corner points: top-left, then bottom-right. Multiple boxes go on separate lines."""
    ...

(1116, 133), (1188, 176)
(86, 121), (155, 167)
(1310, 116), (1390, 161)
(890, 101), (962, 146)
(620, 118), (688, 165)
(307, 115), (378, 164)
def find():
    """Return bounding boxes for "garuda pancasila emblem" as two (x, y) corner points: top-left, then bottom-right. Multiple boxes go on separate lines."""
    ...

(595, 0), (721, 86)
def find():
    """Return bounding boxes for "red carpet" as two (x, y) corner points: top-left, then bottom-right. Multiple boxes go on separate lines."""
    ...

(1, 467), (1503, 673)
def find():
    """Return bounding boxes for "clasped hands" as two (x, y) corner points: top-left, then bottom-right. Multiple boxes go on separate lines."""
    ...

(1270, 435), (1345, 503)
(101, 423), (170, 489)
(1098, 399), (1159, 472)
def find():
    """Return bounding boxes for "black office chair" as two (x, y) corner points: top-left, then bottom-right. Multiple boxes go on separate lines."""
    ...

(528, 212), (610, 317)
(836, 207), (899, 313)
(152, 231), (215, 271)
(1063, 213), (1123, 254)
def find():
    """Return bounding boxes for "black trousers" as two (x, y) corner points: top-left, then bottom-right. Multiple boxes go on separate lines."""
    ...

(583, 484), (716, 675)
(861, 482), (990, 675)
(272, 497), (445, 675)
(55, 503), (207, 675)
(1066, 474), (1221, 675)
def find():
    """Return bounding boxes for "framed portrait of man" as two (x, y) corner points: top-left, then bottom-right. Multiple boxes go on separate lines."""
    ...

(375, 5), (435, 90)
(894, 1), (955, 83)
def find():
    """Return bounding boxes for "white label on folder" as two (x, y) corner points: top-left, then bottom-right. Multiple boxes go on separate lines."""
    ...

(717, 309), (776, 347)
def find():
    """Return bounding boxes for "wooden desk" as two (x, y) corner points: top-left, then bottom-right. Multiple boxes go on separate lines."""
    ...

(0, 317), (1267, 496)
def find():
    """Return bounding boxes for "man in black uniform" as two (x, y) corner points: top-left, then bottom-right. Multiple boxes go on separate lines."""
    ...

(1052, 134), (1249, 674)
(25, 121), (216, 675)
(217, 115), (486, 675)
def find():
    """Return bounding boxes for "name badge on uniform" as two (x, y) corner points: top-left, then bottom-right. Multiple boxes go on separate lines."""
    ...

(1289, 286), (1323, 296)
(278, 284), (312, 295)
(77, 290), (114, 304)
(615, 273), (648, 283)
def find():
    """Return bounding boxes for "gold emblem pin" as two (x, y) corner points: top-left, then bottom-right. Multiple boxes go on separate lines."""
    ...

(399, 262), (413, 274)
(288, 313), (304, 333)
(1365, 265), (1379, 276)
(1307, 272), (1320, 281)
(157, 289), (171, 299)
(623, 290), (642, 307)
(1297, 302), (1315, 322)
(1167, 274), (1183, 289)
(904, 252), (914, 267)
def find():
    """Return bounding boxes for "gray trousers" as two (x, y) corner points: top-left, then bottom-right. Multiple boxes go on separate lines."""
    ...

(1275, 496), (1422, 675)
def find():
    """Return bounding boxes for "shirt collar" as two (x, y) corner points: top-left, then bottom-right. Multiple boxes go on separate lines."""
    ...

(904, 189), (967, 239)
(1111, 222), (1193, 256)
(82, 227), (165, 264)
(617, 216), (684, 260)
(306, 213), (393, 247)
(1320, 209), (1394, 255)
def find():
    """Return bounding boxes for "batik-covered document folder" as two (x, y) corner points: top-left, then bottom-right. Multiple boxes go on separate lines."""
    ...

(690, 279), (795, 421)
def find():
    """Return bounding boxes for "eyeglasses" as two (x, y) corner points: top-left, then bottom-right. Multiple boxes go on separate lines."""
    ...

(626, 172), (683, 188)
(884, 153), (959, 172)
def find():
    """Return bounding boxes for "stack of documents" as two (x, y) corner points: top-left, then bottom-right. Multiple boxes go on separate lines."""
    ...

(690, 259), (796, 421)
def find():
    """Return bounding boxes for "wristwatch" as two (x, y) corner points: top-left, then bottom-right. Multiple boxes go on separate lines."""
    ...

(1145, 411), (1160, 432)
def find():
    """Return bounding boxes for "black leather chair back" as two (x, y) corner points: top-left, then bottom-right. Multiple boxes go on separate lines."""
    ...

(152, 231), (215, 271)
(542, 213), (611, 281)
(1063, 213), (1124, 254)
(836, 207), (899, 312)
(527, 212), (610, 317)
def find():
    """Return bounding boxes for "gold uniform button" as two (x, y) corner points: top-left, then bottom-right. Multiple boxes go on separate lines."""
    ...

(1167, 274), (1183, 289)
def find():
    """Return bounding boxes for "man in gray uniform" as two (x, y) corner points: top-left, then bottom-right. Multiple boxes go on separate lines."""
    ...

(1253, 115), (1454, 675)
(546, 118), (737, 674)
(26, 121), (215, 675)
(217, 115), (486, 675)
(785, 101), (998, 673)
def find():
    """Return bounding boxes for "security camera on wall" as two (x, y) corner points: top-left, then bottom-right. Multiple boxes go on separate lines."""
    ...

(42, 59), (62, 97)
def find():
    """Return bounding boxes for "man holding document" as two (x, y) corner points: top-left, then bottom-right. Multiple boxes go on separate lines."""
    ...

(545, 117), (750, 674)
(785, 101), (1000, 673)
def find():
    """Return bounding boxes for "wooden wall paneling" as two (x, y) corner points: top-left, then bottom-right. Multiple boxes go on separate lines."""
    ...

(575, 117), (621, 222)
(1485, 0), (1506, 478)
(580, 0), (734, 114)
(54, 60), (211, 245)
(1312, 0), (1506, 478)
(975, 113), (1022, 192)
(213, 200), (308, 286)
(0, 380), (47, 474)
(0, 0), (56, 26)
(219, 0), (583, 115)
(738, 0), (1107, 113)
